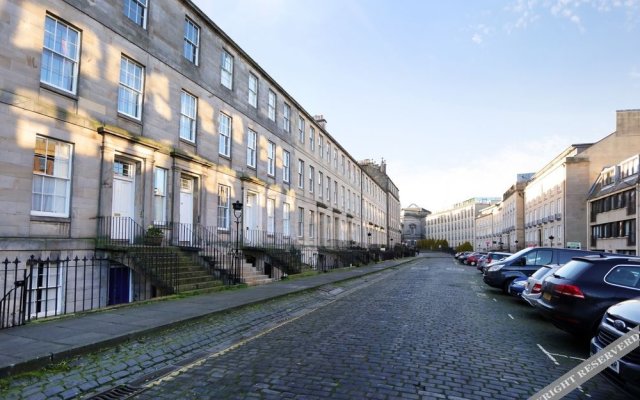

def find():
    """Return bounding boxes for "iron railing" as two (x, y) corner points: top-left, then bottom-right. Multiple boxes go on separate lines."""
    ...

(0, 254), (179, 330)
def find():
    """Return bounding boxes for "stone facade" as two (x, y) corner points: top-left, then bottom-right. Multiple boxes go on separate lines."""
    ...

(400, 204), (430, 246)
(0, 0), (399, 260)
(359, 159), (401, 247)
(426, 198), (500, 249)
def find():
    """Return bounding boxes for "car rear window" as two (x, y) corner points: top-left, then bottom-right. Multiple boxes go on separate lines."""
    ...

(556, 250), (599, 264)
(605, 265), (640, 289)
(531, 266), (552, 280)
(553, 260), (592, 280)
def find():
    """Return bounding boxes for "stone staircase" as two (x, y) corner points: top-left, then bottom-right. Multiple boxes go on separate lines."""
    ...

(175, 253), (224, 292)
(240, 261), (272, 286)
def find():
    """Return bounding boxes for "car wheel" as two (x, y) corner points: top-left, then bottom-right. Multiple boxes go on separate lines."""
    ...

(503, 279), (514, 294)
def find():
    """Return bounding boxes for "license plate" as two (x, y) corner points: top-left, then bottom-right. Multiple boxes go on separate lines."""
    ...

(591, 343), (620, 373)
(543, 292), (552, 301)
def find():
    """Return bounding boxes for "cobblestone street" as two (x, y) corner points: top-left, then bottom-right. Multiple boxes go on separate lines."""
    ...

(2, 254), (634, 399)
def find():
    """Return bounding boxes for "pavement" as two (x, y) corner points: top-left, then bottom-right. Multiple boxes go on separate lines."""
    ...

(0, 256), (418, 378)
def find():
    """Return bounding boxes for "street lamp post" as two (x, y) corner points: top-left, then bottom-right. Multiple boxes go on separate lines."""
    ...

(232, 200), (243, 283)
(548, 235), (555, 248)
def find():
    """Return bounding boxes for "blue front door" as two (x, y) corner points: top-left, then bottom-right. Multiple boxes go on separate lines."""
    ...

(108, 266), (131, 305)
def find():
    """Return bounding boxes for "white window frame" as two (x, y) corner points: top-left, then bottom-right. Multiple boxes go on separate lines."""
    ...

(318, 171), (323, 199)
(298, 207), (304, 238)
(267, 198), (275, 235)
(32, 135), (73, 217)
(283, 203), (290, 237)
(180, 90), (197, 142)
(218, 112), (231, 157)
(309, 210), (315, 239)
(268, 90), (276, 121)
(309, 127), (315, 151)
(319, 135), (324, 159)
(298, 159), (305, 189)
(118, 56), (144, 120)
(153, 167), (167, 224)
(124, 0), (147, 28)
(283, 150), (290, 183)
(298, 117), (305, 143)
(246, 129), (257, 168)
(283, 103), (291, 132)
(183, 17), (200, 65)
(40, 15), (80, 94)
(248, 73), (258, 108)
(221, 50), (234, 89)
(267, 141), (276, 177)
(309, 166), (315, 193)
(217, 184), (230, 230)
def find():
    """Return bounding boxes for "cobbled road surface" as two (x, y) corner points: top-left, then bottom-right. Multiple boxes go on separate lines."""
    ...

(2, 253), (634, 399)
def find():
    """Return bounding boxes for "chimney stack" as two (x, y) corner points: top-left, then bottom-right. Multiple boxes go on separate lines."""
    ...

(314, 115), (327, 129)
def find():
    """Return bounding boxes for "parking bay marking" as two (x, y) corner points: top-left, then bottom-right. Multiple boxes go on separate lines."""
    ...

(536, 343), (588, 369)
(508, 314), (514, 320)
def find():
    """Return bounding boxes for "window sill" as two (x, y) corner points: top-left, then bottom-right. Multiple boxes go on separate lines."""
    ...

(30, 215), (71, 223)
(40, 83), (78, 101)
(179, 138), (197, 146)
(117, 112), (143, 125)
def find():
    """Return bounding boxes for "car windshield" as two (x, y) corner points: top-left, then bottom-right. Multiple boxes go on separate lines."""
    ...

(500, 247), (534, 263)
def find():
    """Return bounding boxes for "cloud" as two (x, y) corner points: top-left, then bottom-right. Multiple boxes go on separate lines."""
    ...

(393, 135), (569, 211)
(506, 0), (640, 31)
(471, 24), (493, 44)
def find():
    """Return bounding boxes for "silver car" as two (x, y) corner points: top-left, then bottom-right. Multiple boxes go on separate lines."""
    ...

(521, 264), (562, 306)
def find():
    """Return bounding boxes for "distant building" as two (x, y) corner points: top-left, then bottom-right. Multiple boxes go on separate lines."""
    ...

(497, 173), (533, 252)
(587, 154), (638, 254)
(400, 204), (430, 246)
(359, 159), (402, 247)
(426, 197), (500, 249)
(525, 110), (640, 249)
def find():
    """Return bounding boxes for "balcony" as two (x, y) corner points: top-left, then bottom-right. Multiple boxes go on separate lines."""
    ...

(555, 213), (562, 221)
(542, 217), (548, 224)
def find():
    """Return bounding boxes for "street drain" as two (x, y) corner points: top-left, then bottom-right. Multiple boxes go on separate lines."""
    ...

(86, 384), (143, 400)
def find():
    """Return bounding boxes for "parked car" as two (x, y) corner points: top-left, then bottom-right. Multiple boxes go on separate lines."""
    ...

(483, 247), (604, 293)
(465, 252), (487, 266)
(477, 251), (512, 273)
(534, 255), (640, 336)
(521, 264), (562, 306)
(590, 298), (640, 397)
(507, 276), (528, 297)
(457, 252), (472, 263)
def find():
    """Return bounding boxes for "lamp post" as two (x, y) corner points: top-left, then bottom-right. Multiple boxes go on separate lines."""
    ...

(232, 200), (243, 283)
(514, 240), (519, 252)
(548, 235), (555, 248)
(390, 238), (394, 258)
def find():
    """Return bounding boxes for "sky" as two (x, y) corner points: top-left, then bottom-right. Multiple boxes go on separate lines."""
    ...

(192, 0), (640, 211)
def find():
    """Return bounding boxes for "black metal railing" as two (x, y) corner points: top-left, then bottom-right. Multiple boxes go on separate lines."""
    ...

(0, 254), (180, 330)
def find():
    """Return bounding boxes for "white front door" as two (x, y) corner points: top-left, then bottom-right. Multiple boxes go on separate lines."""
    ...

(112, 161), (135, 241)
(179, 177), (194, 243)
(244, 193), (259, 245)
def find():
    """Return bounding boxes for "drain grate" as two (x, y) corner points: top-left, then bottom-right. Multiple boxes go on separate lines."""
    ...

(86, 384), (142, 400)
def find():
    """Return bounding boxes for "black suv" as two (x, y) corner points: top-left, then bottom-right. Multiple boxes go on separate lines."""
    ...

(535, 255), (640, 336)
(591, 298), (640, 397)
(483, 247), (603, 293)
